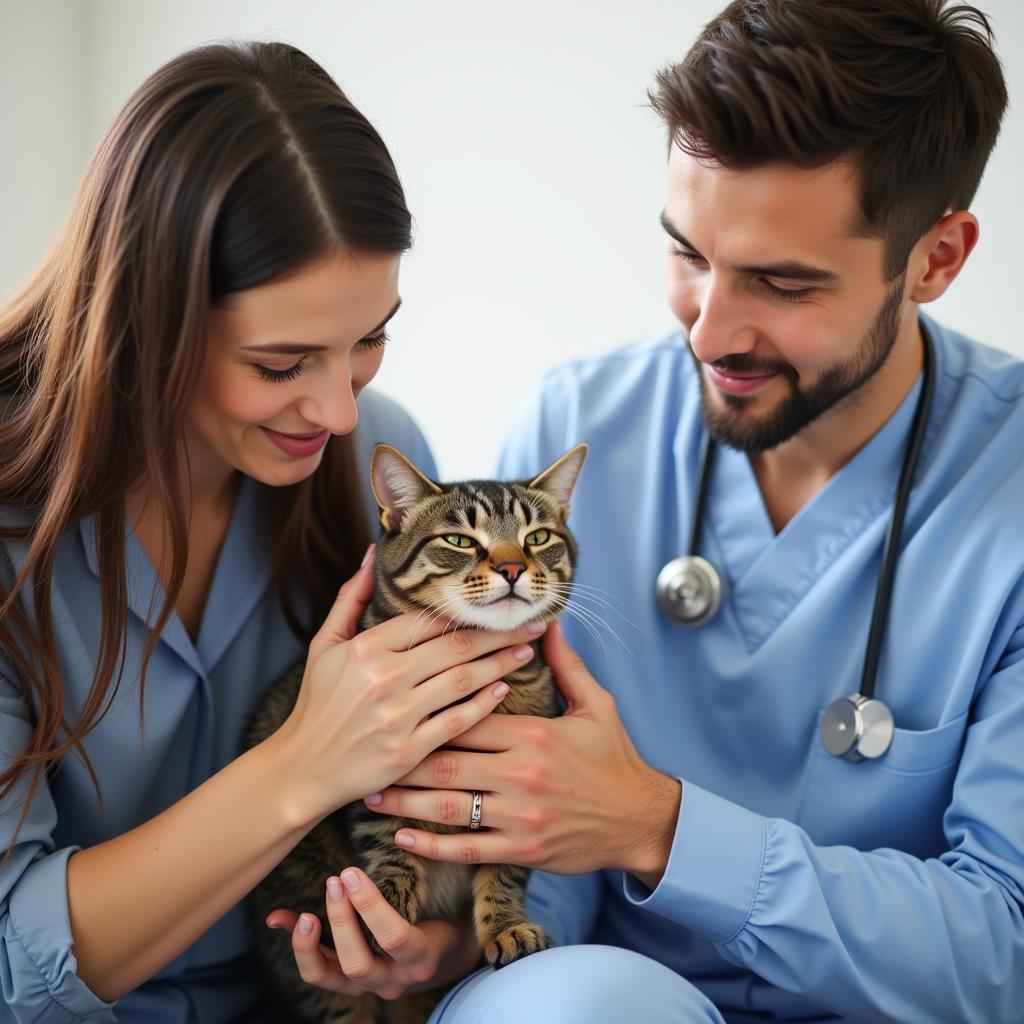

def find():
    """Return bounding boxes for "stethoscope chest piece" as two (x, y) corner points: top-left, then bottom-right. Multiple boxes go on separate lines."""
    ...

(656, 555), (723, 628)
(820, 694), (895, 761)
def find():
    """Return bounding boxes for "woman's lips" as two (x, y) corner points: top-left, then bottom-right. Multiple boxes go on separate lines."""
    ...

(704, 364), (780, 397)
(260, 426), (330, 457)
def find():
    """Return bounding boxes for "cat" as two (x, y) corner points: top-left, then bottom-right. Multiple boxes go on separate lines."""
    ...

(246, 441), (588, 1024)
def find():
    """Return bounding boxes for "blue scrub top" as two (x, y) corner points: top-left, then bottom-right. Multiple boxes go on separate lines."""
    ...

(0, 389), (437, 1023)
(498, 314), (1024, 1024)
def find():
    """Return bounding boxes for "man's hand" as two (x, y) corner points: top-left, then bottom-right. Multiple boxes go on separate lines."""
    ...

(363, 621), (682, 888)
(266, 867), (480, 1000)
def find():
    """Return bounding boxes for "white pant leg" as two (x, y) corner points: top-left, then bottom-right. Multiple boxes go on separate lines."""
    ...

(428, 945), (725, 1024)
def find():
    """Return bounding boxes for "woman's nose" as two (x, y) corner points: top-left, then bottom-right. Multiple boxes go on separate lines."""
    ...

(297, 377), (358, 436)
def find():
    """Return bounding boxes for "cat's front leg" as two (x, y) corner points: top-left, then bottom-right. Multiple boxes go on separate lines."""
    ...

(472, 863), (550, 967)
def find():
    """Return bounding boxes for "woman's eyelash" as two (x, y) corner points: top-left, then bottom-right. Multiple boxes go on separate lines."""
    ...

(256, 359), (305, 383)
(358, 331), (389, 350)
(255, 332), (389, 383)
(671, 248), (811, 302)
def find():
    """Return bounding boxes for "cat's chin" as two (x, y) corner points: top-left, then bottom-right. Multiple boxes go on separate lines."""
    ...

(455, 598), (546, 632)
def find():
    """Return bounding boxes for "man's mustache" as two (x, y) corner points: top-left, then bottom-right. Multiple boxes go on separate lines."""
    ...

(707, 353), (798, 382)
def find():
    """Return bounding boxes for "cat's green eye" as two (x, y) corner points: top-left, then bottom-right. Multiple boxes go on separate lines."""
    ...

(525, 528), (550, 547)
(442, 534), (475, 549)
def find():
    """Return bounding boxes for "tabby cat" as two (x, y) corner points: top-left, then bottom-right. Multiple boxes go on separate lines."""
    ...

(246, 441), (588, 1024)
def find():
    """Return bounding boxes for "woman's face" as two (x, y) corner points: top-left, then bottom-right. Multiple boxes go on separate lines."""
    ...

(190, 250), (401, 491)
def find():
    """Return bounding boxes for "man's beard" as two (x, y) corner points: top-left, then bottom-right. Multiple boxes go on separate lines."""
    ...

(692, 275), (906, 454)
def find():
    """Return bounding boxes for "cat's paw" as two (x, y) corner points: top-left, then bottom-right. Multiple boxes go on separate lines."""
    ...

(483, 923), (550, 967)
(364, 875), (422, 957)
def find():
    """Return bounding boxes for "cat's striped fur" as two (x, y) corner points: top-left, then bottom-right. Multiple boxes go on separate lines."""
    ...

(246, 442), (587, 1023)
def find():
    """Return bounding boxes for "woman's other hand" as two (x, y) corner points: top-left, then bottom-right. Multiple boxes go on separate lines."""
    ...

(265, 867), (481, 1001)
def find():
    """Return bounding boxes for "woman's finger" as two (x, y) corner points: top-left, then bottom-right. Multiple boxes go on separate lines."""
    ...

(289, 912), (358, 995)
(336, 868), (429, 970)
(365, 787), (507, 832)
(411, 681), (511, 756)
(307, 546), (377, 660)
(266, 908), (299, 932)
(411, 643), (534, 718)
(324, 875), (389, 985)
(376, 612), (546, 667)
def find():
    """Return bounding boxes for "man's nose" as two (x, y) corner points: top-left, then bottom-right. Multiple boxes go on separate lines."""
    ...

(687, 275), (757, 366)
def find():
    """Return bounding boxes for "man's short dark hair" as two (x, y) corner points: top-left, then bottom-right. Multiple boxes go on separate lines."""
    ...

(650, 0), (1008, 279)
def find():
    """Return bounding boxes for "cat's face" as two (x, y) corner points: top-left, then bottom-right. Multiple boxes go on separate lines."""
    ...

(369, 445), (587, 631)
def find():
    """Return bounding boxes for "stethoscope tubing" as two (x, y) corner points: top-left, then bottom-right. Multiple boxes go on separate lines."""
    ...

(658, 325), (937, 759)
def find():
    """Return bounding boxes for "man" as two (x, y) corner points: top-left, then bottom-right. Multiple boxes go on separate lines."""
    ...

(298, 2), (1021, 1020)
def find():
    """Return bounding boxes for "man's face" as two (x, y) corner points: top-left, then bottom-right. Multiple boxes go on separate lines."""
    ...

(664, 145), (910, 452)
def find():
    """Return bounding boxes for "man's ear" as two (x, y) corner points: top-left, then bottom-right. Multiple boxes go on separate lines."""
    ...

(527, 443), (588, 520)
(370, 444), (441, 531)
(908, 210), (979, 304)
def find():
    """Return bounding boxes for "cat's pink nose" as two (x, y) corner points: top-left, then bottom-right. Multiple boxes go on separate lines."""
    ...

(494, 561), (526, 584)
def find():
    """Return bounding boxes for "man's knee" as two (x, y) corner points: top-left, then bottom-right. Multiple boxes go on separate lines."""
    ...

(429, 944), (724, 1024)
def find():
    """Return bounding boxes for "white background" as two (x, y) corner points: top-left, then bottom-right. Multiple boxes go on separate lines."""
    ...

(1, 0), (1019, 478)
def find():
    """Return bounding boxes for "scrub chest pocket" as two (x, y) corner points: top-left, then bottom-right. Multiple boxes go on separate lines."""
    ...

(796, 711), (967, 857)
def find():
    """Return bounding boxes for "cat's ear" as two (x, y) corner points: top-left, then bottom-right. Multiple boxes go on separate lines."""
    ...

(370, 444), (442, 531)
(528, 443), (588, 520)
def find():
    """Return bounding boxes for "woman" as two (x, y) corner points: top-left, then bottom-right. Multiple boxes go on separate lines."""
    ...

(0, 41), (540, 1022)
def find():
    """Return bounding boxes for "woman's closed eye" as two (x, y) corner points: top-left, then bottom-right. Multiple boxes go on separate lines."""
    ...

(254, 332), (389, 383)
(255, 359), (306, 383)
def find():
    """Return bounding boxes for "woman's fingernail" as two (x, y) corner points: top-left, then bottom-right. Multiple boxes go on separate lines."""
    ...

(365, 792), (383, 806)
(341, 870), (361, 892)
(298, 914), (314, 935)
(395, 832), (416, 849)
(327, 877), (343, 902)
(513, 644), (534, 662)
(492, 682), (510, 699)
(525, 620), (546, 635)
(361, 544), (375, 568)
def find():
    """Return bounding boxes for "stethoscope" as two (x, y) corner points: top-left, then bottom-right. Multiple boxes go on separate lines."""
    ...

(656, 329), (935, 761)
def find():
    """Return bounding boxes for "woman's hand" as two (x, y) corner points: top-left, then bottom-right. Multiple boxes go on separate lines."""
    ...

(362, 621), (682, 887)
(264, 546), (548, 828)
(265, 867), (481, 1001)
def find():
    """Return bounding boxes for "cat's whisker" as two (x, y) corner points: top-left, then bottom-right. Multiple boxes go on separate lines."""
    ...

(405, 595), (466, 648)
(557, 602), (610, 657)
(550, 580), (630, 611)
(550, 596), (638, 660)
(545, 582), (650, 638)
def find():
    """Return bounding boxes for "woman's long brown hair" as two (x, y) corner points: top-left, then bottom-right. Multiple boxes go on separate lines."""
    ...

(0, 41), (410, 844)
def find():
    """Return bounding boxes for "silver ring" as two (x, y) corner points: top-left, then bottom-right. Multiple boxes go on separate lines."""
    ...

(469, 791), (483, 831)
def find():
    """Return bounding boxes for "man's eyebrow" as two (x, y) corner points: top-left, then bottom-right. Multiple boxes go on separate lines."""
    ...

(241, 297), (403, 354)
(659, 211), (840, 285)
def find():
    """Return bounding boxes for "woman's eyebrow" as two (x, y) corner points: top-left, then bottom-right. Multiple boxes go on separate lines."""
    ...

(241, 297), (403, 354)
